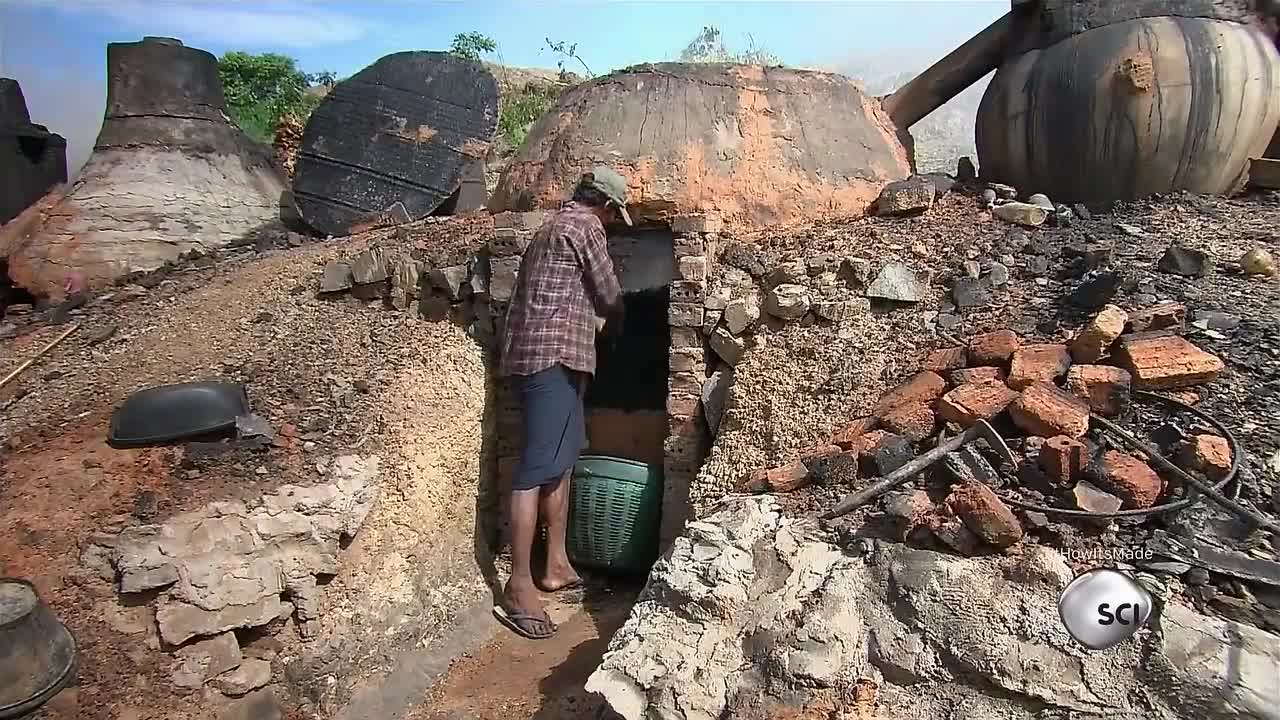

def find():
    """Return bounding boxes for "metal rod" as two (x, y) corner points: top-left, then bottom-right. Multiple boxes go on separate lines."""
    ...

(0, 323), (80, 390)
(1090, 413), (1278, 533)
(823, 424), (979, 520)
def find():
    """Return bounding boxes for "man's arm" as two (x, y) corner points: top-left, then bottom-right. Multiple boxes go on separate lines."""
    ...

(576, 222), (623, 319)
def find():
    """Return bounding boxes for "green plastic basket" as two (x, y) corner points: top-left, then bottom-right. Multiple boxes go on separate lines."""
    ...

(568, 455), (663, 575)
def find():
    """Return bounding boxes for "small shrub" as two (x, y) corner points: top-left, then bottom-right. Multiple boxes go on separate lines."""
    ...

(451, 32), (497, 63)
(499, 84), (560, 149)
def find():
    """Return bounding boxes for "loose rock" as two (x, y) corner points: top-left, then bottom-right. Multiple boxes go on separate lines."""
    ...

(1127, 303), (1186, 333)
(994, 202), (1048, 227)
(723, 297), (760, 335)
(1240, 248), (1277, 277)
(876, 177), (935, 216)
(708, 326), (746, 367)
(350, 247), (389, 285)
(171, 632), (242, 689)
(767, 261), (808, 288)
(883, 490), (935, 541)
(1072, 481), (1123, 513)
(1070, 304), (1127, 363)
(1158, 246), (1214, 277)
(211, 657), (272, 697)
(951, 277), (991, 309)
(319, 262), (353, 293)
(813, 298), (868, 323)
(428, 265), (469, 301)
(988, 262), (1010, 286)
(1070, 271), (1123, 309)
(764, 284), (811, 320)
(863, 433), (914, 477)
(865, 262), (925, 303)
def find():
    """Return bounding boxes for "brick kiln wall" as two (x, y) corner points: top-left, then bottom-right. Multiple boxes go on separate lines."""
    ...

(320, 211), (720, 549)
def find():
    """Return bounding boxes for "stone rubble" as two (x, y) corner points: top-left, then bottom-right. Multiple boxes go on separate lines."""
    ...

(587, 498), (1280, 720)
(82, 455), (379, 696)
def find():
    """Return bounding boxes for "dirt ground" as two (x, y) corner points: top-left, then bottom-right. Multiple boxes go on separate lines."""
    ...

(0, 224), (511, 720)
(5, 186), (1279, 720)
(408, 584), (637, 720)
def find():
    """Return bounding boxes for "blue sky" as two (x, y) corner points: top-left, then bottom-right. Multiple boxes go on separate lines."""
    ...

(0, 0), (1006, 173)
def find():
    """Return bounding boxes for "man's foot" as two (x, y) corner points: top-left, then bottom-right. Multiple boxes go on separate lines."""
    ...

(536, 562), (582, 593)
(500, 579), (555, 638)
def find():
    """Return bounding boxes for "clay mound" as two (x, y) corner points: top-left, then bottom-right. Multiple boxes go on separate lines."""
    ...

(489, 63), (912, 228)
(3, 37), (285, 299)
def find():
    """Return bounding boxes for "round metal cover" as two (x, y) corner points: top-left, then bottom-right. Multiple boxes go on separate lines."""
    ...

(292, 51), (499, 236)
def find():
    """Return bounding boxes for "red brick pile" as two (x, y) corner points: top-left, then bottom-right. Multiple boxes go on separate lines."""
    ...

(747, 302), (1234, 556)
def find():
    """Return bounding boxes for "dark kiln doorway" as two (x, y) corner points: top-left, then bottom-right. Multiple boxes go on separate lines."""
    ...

(583, 228), (675, 467)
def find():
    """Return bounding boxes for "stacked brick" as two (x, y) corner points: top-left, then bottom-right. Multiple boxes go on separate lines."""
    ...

(660, 215), (716, 546)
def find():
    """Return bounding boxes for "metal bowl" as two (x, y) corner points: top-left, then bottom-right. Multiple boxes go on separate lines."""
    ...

(0, 579), (76, 719)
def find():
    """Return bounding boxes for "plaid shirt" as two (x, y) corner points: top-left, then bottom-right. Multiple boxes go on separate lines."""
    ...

(498, 202), (622, 377)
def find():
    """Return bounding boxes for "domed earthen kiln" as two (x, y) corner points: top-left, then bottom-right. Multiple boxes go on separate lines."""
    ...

(2, 37), (285, 299)
(489, 63), (912, 228)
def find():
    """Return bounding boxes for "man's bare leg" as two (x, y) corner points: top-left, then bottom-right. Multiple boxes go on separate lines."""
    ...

(502, 488), (551, 631)
(537, 469), (581, 591)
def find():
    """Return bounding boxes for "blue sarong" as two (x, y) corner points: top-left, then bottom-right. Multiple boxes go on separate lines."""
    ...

(512, 364), (586, 491)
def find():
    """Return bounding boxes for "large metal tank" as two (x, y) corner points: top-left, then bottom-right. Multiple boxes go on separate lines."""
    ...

(975, 1), (1280, 203)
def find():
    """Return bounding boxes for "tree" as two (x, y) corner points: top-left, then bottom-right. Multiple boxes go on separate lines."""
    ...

(217, 51), (334, 142)
(678, 25), (780, 66)
(450, 32), (497, 62)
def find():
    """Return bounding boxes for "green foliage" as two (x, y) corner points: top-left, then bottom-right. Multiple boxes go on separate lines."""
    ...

(450, 32), (497, 62)
(678, 25), (780, 66)
(499, 84), (561, 149)
(217, 51), (334, 142)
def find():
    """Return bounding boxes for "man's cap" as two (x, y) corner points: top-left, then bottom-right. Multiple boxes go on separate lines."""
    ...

(584, 166), (633, 226)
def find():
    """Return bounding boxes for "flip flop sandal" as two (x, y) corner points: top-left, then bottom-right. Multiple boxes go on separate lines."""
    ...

(493, 606), (557, 640)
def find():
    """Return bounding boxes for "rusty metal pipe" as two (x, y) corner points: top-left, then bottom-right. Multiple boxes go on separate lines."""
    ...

(881, 7), (1028, 131)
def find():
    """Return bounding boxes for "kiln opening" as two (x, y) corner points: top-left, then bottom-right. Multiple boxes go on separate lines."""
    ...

(583, 228), (677, 467)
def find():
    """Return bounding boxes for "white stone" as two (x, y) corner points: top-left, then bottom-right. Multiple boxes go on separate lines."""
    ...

(723, 298), (760, 335)
(763, 284), (810, 320)
(170, 631), (242, 689)
(585, 497), (1248, 720)
(708, 326), (745, 366)
(211, 657), (272, 697)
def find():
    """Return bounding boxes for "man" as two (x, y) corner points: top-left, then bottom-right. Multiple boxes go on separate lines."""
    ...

(494, 166), (630, 639)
